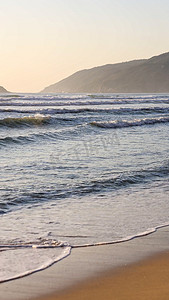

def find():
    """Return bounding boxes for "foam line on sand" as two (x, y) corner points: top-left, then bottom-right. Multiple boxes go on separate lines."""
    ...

(1, 226), (169, 300)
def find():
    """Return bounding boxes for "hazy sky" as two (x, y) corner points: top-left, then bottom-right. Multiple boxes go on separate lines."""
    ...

(1, 0), (169, 92)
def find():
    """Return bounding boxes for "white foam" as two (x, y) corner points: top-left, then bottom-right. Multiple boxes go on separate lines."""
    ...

(0, 245), (71, 283)
(72, 223), (169, 248)
(91, 116), (169, 128)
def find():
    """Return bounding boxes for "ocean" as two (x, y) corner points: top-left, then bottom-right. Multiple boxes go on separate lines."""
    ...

(0, 93), (169, 282)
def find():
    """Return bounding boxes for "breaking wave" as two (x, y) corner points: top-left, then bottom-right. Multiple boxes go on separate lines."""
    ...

(0, 114), (51, 128)
(90, 116), (169, 129)
(1, 106), (169, 116)
(89, 94), (169, 103)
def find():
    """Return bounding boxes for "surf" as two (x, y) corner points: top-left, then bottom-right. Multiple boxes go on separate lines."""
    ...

(90, 116), (169, 129)
(0, 114), (51, 128)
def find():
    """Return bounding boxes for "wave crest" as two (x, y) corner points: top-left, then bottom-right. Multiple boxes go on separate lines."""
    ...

(90, 116), (169, 129)
(0, 114), (50, 128)
(1, 106), (169, 115)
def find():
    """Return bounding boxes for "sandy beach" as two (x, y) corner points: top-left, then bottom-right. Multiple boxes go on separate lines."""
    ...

(37, 251), (169, 300)
(1, 226), (169, 300)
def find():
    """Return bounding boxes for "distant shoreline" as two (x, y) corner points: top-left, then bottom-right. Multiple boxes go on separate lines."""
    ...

(42, 51), (169, 94)
(0, 86), (9, 93)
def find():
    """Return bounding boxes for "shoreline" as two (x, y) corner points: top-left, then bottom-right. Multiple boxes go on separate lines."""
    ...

(1, 226), (169, 300)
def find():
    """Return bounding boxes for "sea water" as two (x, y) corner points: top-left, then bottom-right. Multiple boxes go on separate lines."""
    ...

(0, 93), (169, 282)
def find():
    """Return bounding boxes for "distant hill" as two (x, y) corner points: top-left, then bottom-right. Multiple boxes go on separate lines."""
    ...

(0, 86), (9, 93)
(42, 52), (169, 93)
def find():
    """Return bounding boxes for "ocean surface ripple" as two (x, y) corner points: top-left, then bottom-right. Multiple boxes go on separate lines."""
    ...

(0, 92), (169, 282)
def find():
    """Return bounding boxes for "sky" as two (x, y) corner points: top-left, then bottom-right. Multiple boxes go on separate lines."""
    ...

(1, 0), (169, 93)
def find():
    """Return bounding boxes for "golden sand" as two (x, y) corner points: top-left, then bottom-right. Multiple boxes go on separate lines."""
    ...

(37, 251), (169, 300)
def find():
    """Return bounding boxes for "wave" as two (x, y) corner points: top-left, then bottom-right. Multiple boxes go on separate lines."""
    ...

(1, 106), (169, 116)
(72, 223), (169, 248)
(0, 94), (22, 99)
(1, 161), (168, 214)
(0, 221), (169, 284)
(75, 161), (169, 194)
(0, 129), (71, 147)
(1, 96), (169, 107)
(0, 135), (34, 146)
(1, 92), (168, 103)
(0, 222), (169, 283)
(0, 114), (51, 128)
(1, 93), (169, 107)
(0, 242), (71, 283)
(90, 116), (169, 129)
(89, 94), (169, 102)
(0, 94), (89, 103)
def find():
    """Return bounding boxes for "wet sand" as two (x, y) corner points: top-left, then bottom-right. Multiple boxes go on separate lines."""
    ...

(1, 226), (169, 300)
